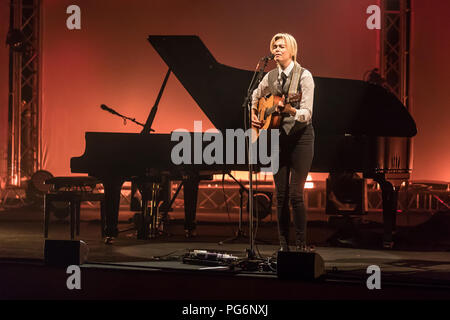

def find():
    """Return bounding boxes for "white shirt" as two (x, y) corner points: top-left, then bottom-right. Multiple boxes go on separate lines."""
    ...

(251, 61), (315, 123)
(279, 60), (295, 79)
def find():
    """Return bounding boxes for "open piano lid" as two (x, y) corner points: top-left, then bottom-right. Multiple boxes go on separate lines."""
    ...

(148, 35), (417, 138)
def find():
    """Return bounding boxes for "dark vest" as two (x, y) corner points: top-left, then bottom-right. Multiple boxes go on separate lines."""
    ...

(267, 66), (309, 135)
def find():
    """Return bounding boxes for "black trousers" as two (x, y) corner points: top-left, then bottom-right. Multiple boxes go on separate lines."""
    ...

(273, 124), (314, 247)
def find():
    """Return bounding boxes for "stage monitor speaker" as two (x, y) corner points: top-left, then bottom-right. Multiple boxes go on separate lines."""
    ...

(277, 251), (326, 280)
(44, 240), (89, 267)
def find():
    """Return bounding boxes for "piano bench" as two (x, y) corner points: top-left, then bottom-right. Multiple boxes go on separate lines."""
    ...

(43, 177), (105, 240)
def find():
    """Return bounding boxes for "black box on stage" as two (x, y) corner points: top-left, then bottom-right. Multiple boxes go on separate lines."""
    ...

(44, 240), (88, 267)
(277, 251), (325, 280)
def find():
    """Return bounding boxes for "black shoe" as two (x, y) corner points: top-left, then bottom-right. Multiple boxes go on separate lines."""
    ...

(383, 240), (394, 249)
(337, 238), (356, 247)
(104, 236), (115, 245)
(185, 229), (197, 238)
(295, 242), (315, 252)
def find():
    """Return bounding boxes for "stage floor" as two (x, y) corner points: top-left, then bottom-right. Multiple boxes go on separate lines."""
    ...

(1, 205), (450, 300)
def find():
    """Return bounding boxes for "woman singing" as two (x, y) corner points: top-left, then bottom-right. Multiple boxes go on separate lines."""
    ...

(251, 33), (315, 252)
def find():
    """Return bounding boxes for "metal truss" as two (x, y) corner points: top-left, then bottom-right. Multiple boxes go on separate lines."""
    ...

(378, 0), (413, 181)
(381, 0), (411, 106)
(167, 184), (448, 214)
(87, 182), (447, 216)
(8, 0), (41, 186)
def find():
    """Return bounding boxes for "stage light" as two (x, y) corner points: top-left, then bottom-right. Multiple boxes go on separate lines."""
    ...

(11, 174), (19, 186)
(305, 174), (314, 189)
(26, 170), (70, 220)
(6, 29), (27, 52)
(326, 171), (368, 215)
(247, 191), (273, 220)
(26, 170), (54, 206)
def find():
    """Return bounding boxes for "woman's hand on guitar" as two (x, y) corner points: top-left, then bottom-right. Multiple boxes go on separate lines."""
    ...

(252, 111), (264, 129)
(276, 95), (286, 113)
(282, 104), (297, 116)
(277, 95), (297, 116)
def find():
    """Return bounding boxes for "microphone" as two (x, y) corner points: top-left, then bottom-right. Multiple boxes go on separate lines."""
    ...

(100, 104), (120, 116)
(261, 53), (275, 61)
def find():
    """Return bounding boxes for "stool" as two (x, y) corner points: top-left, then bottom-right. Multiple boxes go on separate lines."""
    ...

(44, 176), (105, 240)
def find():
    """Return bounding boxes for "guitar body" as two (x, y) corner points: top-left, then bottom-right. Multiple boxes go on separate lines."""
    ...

(251, 95), (285, 143)
(259, 95), (283, 128)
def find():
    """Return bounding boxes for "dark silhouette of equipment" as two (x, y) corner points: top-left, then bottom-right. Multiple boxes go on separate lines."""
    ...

(247, 191), (273, 220)
(325, 171), (368, 247)
(44, 239), (89, 267)
(219, 174), (272, 246)
(277, 251), (326, 280)
(6, 29), (27, 52)
(326, 171), (367, 216)
(26, 170), (54, 206)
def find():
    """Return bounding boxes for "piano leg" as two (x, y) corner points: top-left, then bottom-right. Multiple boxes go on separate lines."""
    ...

(102, 178), (124, 238)
(374, 176), (398, 247)
(183, 175), (200, 234)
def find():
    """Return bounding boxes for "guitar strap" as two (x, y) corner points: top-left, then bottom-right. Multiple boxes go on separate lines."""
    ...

(288, 62), (304, 99)
(281, 63), (306, 135)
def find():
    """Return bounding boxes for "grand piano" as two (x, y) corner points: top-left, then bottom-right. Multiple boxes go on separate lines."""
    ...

(71, 35), (417, 244)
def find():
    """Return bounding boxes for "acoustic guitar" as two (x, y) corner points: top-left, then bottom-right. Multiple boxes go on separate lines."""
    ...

(251, 92), (302, 143)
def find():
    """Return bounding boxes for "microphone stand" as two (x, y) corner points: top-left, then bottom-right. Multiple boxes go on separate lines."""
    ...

(241, 57), (272, 259)
(100, 105), (154, 132)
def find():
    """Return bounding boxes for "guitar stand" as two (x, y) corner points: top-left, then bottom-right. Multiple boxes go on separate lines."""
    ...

(218, 173), (270, 245)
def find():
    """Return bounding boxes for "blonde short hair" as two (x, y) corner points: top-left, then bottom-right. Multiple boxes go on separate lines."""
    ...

(270, 33), (298, 62)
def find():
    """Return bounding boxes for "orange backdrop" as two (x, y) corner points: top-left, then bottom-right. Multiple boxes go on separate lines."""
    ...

(39, 0), (450, 181)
